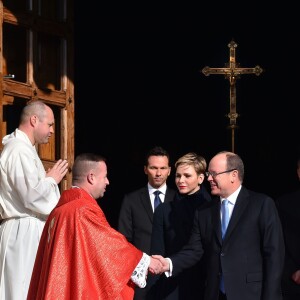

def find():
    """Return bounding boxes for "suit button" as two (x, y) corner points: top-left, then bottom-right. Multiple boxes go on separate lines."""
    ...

(220, 252), (225, 256)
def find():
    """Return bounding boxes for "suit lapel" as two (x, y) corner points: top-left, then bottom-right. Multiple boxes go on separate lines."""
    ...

(140, 187), (175, 223)
(212, 198), (223, 245)
(223, 187), (249, 243)
(165, 188), (175, 203)
(140, 187), (154, 221)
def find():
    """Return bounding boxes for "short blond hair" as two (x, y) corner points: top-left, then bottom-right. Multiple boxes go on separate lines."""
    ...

(175, 152), (207, 175)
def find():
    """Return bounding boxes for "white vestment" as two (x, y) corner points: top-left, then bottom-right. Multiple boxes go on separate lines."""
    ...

(0, 129), (60, 300)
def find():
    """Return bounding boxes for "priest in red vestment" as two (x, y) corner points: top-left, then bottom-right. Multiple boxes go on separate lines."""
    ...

(27, 153), (162, 300)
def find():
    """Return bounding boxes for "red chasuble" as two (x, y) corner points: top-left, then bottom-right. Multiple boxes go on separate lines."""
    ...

(27, 188), (143, 300)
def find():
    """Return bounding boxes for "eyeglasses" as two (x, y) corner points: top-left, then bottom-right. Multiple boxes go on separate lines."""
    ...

(205, 168), (237, 178)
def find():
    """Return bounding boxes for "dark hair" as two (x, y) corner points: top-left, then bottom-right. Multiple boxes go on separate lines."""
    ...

(144, 146), (170, 166)
(72, 153), (106, 184)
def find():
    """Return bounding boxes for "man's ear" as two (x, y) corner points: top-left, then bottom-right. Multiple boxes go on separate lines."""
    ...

(87, 172), (94, 184)
(30, 115), (38, 127)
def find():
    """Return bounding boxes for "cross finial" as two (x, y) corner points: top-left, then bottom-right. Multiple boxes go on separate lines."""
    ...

(202, 40), (263, 152)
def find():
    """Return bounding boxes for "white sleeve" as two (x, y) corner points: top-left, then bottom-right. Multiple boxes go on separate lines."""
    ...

(130, 253), (150, 288)
(4, 145), (60, 216)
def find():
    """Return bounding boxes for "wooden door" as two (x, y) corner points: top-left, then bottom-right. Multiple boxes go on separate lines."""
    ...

(0, 0), (74, 190)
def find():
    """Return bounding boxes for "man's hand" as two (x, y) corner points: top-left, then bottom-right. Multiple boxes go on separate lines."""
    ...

(148, 256), (163, 274)
(151, 255), (170, 274)
(46, 159), (69, 184)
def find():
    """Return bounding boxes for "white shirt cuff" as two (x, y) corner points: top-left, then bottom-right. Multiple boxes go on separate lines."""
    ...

(164, 257), (173, 277)
(131, 253), (150, 288)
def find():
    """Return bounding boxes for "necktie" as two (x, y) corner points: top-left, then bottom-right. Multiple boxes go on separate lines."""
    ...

(220, 199), (229, 294)
(154, 190), (161, 210)
(221, 199), (229, 239)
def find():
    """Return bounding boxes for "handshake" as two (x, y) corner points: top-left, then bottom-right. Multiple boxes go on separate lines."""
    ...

(148, 255), (170, 275)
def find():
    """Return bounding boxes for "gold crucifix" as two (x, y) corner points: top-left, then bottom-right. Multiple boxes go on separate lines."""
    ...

(202, 40), (263, 152)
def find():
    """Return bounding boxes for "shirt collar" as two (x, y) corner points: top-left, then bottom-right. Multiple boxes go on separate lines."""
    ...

(220, 185), (242, 205)
(148, 183), (167, 195)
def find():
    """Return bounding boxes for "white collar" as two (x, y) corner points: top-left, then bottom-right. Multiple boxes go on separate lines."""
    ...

(148, 183), (167, 195)
(220, 185), (242, 205)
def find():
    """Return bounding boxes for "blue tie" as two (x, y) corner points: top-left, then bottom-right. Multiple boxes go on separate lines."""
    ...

(220, 199), (229, 294)
(221, 199), (229, 239)
(154, 190), (161, 210)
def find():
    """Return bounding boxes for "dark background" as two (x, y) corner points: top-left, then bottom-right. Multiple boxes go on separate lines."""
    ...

(74, 3), (300, 228)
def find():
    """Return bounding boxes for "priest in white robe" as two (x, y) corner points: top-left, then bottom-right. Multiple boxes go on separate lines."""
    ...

(0, 101), (68, 300)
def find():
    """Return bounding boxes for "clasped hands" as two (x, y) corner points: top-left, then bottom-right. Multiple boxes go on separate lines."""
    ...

(148, 255), (170, 275)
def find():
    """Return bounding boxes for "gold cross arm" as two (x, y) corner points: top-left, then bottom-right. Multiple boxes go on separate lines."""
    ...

(201, 40), (263, 152)
(202, 66), (263, 77)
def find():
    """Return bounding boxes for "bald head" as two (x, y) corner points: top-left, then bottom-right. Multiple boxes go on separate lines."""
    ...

(17, 101), (55, 146)
(19, 101), (49, 124)
(212, 151), (244, 182)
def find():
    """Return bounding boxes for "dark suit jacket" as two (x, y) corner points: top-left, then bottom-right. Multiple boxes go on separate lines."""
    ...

(148, 186), (212, 300)
(170, 186), (285, 300)
(276, 187), (300, 297)
(118, 185), (176, 300)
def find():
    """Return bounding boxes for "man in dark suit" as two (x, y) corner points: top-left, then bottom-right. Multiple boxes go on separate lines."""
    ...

(118, 146), (176, 300)
(153, 151), (285, 300)
(276, 157), (300, 300)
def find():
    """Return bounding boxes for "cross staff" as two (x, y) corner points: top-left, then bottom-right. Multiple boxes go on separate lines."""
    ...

(202, 40), (263, 152)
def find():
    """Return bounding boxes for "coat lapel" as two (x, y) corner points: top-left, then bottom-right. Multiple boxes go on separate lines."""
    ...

(212, 198), (223, 245)
(223, 187), (249, 244)
(140, 187), (154, 221)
